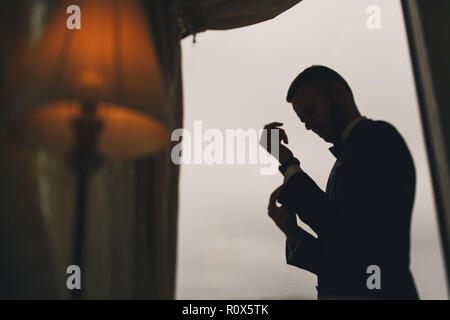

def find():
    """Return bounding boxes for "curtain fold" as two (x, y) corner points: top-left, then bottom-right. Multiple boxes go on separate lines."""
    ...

(174, 0), (302, 36)
(0, 0), (59, 299)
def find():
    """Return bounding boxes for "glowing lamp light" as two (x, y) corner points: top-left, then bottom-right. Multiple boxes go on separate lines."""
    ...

(10, 0), (170, 159)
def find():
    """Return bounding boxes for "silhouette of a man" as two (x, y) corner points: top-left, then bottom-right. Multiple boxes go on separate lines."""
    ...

(264, 65), (419, 299)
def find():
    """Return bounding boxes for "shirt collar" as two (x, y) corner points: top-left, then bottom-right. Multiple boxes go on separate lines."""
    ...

(329, 116), (366, 158)
(341, 116), (366, 142)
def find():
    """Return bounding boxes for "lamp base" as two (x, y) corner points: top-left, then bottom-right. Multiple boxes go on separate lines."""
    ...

(69, 103), (103, 300)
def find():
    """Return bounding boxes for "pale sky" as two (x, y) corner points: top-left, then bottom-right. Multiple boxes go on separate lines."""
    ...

(176, 0), (447, 299)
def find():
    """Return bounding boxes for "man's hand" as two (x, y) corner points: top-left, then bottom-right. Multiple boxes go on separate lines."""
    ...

(268, 185), (298, 237)
(260, 122), (294, 163)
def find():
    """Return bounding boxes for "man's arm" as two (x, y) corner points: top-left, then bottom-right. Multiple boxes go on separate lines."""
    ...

(268, 186), (320, 275)
(278, 122), (410, 244)
(282, 164), (320, 275)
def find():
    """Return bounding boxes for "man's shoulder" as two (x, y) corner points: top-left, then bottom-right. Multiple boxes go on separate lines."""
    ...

(345, 119), (412, 163)
(353, 119), (403, 144)
(348, 119), (415, 176)
(370, 119), (400, 134)
(358, 118), (397, 134)
(349, 119), (414, 168)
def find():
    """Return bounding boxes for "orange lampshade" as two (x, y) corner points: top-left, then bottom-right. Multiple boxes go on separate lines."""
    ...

(10, 0), (170, 158)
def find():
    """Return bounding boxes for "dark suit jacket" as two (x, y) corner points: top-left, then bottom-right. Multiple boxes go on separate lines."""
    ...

(278, 119), (419, 299)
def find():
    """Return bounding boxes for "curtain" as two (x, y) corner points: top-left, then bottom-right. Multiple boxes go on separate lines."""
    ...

(0, 0), (59, 299)
(174, 0), (302, 36)
(0, 0), (182, 299)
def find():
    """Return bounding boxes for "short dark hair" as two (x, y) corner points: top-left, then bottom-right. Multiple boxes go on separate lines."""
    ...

(286, 65), (353, 102)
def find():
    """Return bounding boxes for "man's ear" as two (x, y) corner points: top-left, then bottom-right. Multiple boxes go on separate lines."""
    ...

(331, 82), (348, 104)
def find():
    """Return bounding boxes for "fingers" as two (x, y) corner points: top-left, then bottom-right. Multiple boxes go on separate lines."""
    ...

(263, 122), (289, 145)
(267, 186), (298, 234)
(269, 203), (288, 222)
(264, 122), (283, 129)
(268, 185), (284, 214)
(271, 128), (288, 145)
(267, 185), (298, 234)
(269, 204), (294, 232)
(280, 129), (288, 144)
(269, 185), (284, 205)
(276, 206), (290, 219)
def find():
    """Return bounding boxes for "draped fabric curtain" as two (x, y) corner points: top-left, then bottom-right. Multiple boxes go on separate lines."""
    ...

(0, 0), (59, 299)
(0, 0), (301, 299)
(174, 0), (302, 36)
(0, 0), (182, 299)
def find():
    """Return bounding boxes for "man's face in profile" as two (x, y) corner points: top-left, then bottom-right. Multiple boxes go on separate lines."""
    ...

(291, 84), (338, 143)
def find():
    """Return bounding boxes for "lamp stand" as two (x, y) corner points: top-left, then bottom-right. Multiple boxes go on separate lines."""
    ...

(70, 102), (102, 300)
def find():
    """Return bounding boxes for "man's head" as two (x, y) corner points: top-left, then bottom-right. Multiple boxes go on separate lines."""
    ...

(286, 65), (359, 144)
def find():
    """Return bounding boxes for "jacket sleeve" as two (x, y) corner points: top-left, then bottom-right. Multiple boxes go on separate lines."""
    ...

(277, 122), (412, 248)
(285, 230), (319, 275)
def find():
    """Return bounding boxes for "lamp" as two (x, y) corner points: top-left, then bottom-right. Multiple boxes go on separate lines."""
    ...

(9, 0), (170, 299)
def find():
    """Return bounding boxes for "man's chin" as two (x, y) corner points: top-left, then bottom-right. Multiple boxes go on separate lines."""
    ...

(320, 133), (333, 143)
(316, 131), (329, 142)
